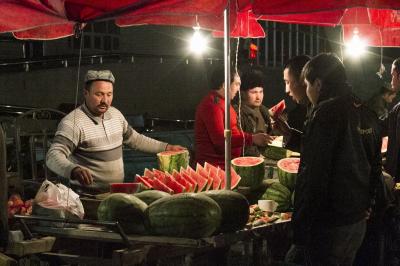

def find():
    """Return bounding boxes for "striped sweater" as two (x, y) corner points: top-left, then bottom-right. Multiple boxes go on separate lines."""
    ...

(46, 104), (167, 190)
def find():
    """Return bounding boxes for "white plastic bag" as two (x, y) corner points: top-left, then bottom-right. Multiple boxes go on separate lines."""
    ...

(34, 180), (84, 219)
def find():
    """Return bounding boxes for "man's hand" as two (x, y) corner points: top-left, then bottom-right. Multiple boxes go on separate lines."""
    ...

(252, 133), (274, 147)
(166, 144), (187, 151)
(271, 116), (291, 136)
(71, 167), (93, 186)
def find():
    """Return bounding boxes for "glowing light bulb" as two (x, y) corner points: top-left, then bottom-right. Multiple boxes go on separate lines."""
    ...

(345, 28), (367, 58)
(189, 26), (208, 55)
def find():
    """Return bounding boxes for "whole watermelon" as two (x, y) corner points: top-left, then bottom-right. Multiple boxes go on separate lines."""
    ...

(200, 190), (249, 233)
(135, 190), (171, 205)
(97, 193), (148, 234)
(145, 193), (221, 238)
(262, 182), (291, 212)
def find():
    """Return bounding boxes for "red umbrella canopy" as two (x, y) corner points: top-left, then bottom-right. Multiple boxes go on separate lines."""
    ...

(0, 0), (229, 40)
(0, 0), (264, 40)
(253, 0), (400, 46)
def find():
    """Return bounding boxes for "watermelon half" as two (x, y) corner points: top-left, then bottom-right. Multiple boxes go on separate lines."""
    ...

(231, 157), (265, 189)
(277, 157), (300, 191)
(157, 150), (189, 173)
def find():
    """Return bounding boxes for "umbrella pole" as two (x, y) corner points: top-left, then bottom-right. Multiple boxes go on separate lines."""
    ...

(224, 1), (231, 190)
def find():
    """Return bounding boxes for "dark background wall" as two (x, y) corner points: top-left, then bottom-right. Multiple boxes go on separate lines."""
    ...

(0, 60), (288, 119)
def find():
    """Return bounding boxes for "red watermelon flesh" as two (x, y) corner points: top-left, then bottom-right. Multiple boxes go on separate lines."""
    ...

(277, 158), (300, 173)
(172, 170), (193, 192)
(187, 166), (208, 192)
(205, 164), (221, 190)
(269, 100), (286, 118)
(135, 175), (153, 189)
(153, 169), (166, 183)
(110, 182), (142, 194)
(180, 168), (198, 192)
(218, 167), (241, 190)
(164, 172), (186, 194)
(144, 168), (155, 178)
(151, 178), (174, 194)
(382, 136), (388, 154)
(196, 163), (213, 190)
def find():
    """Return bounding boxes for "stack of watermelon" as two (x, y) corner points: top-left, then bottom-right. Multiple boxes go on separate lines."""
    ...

(135, 162), (242, 194)
(261, 157), (300, 212)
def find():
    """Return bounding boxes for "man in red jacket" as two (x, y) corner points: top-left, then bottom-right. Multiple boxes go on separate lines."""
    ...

(195, 67), (273, 169)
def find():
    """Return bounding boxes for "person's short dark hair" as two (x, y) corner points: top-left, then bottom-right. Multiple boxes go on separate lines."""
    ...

(284, 55), (311, 80)
(209, 66), (239, 90)
(240, 66), (265, 91)
(302, 53), (350, 101)
(393, 57), (400, 73)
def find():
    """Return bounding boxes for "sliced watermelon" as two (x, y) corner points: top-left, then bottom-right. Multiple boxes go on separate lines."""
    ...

(218, 167), (241, 190)
(144, 168), (155, 178)
(172, 170), (193, 192)
(180, 167), (198, 192)
(196, 163), (213, 190)
(204, 162), (222, 190)
(187, 166), (208, 192)
(135, 175), (153, 189)
(157, 150), (189, 173)
(152, 178), (174, 194)
(110, 182), (145, 194)
(269, 99), (286, 118)
(231, 157), (264, 189)
(153, 168), (166, 183)
(164, 172), (186, 194)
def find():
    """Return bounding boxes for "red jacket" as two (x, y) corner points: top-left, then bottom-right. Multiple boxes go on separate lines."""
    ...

(195, 91), (253, 169)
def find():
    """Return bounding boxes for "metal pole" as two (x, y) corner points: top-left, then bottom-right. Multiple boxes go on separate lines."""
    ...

(224, 3), (231, 190)
(289, 24), (292, 59)
(273, 22), (277, 67)
(296, 25), (299, 56)
(0, 126), (8, 249)
(310, 26), (314, 56)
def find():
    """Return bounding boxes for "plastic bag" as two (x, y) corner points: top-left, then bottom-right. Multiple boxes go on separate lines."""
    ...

(34, 180), (84, 219)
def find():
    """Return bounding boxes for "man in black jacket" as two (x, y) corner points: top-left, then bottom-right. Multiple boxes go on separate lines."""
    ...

(289, 53), (382, 266)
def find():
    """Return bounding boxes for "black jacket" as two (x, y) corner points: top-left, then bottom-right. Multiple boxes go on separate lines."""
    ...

(293, 94), (382, 245)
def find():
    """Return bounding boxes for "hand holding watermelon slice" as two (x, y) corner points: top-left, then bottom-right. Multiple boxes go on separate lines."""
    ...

(269, 100), (286, 119)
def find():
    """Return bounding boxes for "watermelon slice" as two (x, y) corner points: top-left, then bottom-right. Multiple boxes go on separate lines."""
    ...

(269, 99), (286, 118)
(187, 166), (208, 192)
(277, 157), (300, 191)
(218, 167), (241, 190)
(135, 175), (153, 189)
(180, 167), (198, 192)
(110, 182), (146, 194)
(152, 178), (174, 194)
(382, 136), (388, 154)
(153, 168), (167, 183)
(164, 172), (186, 194)
(172, 170), (193, 192)
(204, 162), (221, 190)
(144, 168), (155, 178)
(196, 163), (213, 190)
(157, 150), (189, 173)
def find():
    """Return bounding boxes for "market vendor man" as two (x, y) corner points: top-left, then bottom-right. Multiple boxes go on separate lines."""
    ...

(46, 70), (185, 192)
(195, 66), (273, 169)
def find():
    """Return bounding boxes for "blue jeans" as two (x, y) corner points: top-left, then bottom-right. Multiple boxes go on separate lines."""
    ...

(286, 219), (367, 266)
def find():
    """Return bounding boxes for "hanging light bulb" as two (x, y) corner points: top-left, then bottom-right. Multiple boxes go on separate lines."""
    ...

(189, 25), (208, 55)
(345, 28), (367, 58)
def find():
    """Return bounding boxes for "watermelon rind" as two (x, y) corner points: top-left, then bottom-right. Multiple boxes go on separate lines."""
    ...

(200, 190), (249, 233)
(261, 182), (291, 212)
(231, 157), (265, 189)
(97, 193), (148, 234)
(277, 158), (299, 192)
(145, 193), (222, 238)
(135, 190), (171, 205)
(157, 150), (189, 173)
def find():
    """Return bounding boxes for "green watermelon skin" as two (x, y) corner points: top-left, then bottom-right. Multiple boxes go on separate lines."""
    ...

(231, 157), (265, 189)
(262, 182), (291, 212)
(97, 193), (148, 234)
(135, 190), (171, 205)
(157, 150), (189, 173)
(200, 190), (249, 233)
(277, 158), (300, 192)
(264, 145), (292, 160)
(145, 193), (221, 238)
